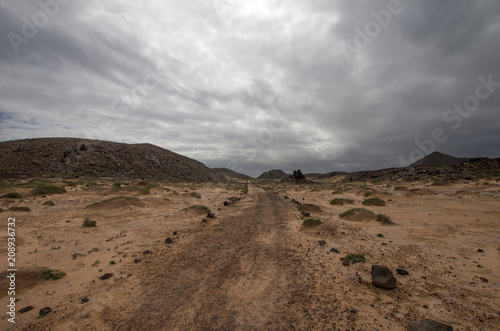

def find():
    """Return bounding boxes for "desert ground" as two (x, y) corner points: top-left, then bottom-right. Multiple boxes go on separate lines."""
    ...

(0, 177), (499, 330)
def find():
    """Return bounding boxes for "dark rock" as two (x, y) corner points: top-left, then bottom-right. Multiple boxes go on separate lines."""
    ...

(173, 231), (178, 235)
(207, 212), (215, 218)
(372, 265), (397, 289)
(165, 238), (173, 244)
(201, 218), (207, 223)
(284, 196), (289, 199)
(408, 319), (453, 331)
(19, 306), (34, 314)
(318, 240), (326, 246)
(350, 308), (357, 313)
(143, 250), (152, 255)
(342, 258), (350, 266)
(477, 248), (484, 253)
(99, 273), (113, 280)
(330, 248), (340, 253)
(39, 307), (51, 316)
(81, 297), (90, 303)
(301, 211), (310, 217)
(396, 268), (410, 276)
(479, 277), (489, 283)
(134, 258), (141, 263)
(223, 201), (230, 206)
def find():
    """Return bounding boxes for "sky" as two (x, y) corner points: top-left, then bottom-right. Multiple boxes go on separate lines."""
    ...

(0, 0), (499, 177)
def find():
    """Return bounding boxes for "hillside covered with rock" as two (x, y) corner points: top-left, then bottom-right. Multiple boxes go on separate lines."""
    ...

(0, 138), (218, 182)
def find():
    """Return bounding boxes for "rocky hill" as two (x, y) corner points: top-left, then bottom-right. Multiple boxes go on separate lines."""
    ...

(212, 168), (253, 180)
(0, 138), (219, 182)
(410, 151), (473, 168)
(342, 157), (500, 182)
(257, 169), (288, 180)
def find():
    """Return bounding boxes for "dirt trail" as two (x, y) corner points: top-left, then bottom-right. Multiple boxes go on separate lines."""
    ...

(116, 185), (314, 330)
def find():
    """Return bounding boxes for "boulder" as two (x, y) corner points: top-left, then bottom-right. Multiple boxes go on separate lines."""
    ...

(372, 265), (397, 289)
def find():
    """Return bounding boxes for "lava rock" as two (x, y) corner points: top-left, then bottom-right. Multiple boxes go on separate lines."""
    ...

(165, 238), (173, 244)
(143, 250), (152, 255)
(207, 212), (215, 218)
(301, 211), (310, 217)
(396, 268), (410, 276)
(81, 297), (90, 303)
(408, 319), (453, 331)
(39, 307), (51, 316)
(479, 277), (489, 283)
(330, 248), (340, 253)
(477, 248), (484, 253)
(19, 306), (34, 314)
(99, 273), (113, 280)
(173, 231), (178, 235)
(342, 258), (350, 266)
(372, 265), (397, 289)
(223, 201), (230, 206)
(134, 258), (141, 263)
(318, 240), (326, 246)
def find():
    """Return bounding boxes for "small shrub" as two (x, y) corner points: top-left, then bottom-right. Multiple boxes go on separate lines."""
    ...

(330, 198), (354, 206)
(363, 191), (373, 197)
(343, 254), (366, 264)
(303, 218), (322, 226)
(228, 196), (240, 202)
(431, 180), (449, 186)
(33, 183), (67, 195)
(298, 203), (322, 213)
(339, 208), (358, 218)
(362, 198), (386, 206)
(394, 186), (408, 191)
(43, 269), (66, 280)
(112, 182), (122, 190)
(181, 205), (211, 213)
(376, 214), (395, 225)
(189, 192), (202, 199)
(376, 233), (384, 238)
(63, 180), (77, 187)
(109, 260), (116, 265)
(332, 190), (343, 195)
(1, 192), (22, 199)
(82, 218), (97, 228)
(9, 206), (31, 212)
(43, 200), (55, 206)
(137, 180), (149, 186)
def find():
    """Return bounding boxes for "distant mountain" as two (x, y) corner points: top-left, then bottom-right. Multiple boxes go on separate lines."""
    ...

(212, 168), (253, 180)
(257, 169), (288, 179)
(409, 151), (474, 168)
(0, 138), (218, 182)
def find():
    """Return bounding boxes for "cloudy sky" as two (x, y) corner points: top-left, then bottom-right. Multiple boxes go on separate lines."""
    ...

(1, 0), (499, 177)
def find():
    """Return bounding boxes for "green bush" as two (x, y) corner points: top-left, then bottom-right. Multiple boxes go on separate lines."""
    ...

(228, 196), (239, 202)
(343, 254), (366, 264)
(82, 218), (97, 227)
(9, 206), (31, 212)
(43, 200), (55, 206)
(362, 198), (386, 206)
(339, 208), (359, 218)
(33, 183), (67, 195)
(1, 192), (22, 199)
(376, 214), (395, 225)
(189, 192), (202, 199)
(394, 186), (408, 191)
(303, 218), (322, 226)
(43, 269), (66, 280)
(330, 198), (354, 206)
(85, 196), (140, 208)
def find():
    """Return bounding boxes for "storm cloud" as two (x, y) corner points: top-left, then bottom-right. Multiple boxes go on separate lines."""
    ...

(1, 0), (499, 177)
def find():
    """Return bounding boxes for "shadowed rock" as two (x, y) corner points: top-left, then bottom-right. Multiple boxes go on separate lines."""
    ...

(372, 265), (397, 289)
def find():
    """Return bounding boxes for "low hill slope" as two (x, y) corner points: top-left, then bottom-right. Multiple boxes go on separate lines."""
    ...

(212, 168), (253, 180)
(257, 169), (288, 180)
(410, 151), (472, 168)
(0, 138), (218, 182)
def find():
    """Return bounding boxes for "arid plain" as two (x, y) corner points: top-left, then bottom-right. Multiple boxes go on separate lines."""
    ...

(1, 176), (499, 330)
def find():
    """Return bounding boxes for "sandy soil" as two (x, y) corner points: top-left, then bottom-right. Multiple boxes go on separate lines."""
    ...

(0, 178), (499, 330)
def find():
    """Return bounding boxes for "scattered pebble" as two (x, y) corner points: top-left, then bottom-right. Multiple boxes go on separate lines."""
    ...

(39, 307), (51, 316)
(19, 306), (34, 314)
(99, 273), (113, 280)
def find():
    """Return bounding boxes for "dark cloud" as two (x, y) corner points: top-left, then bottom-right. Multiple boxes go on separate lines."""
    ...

(1, 0), (499, 178)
